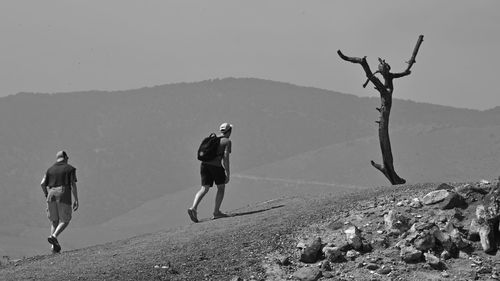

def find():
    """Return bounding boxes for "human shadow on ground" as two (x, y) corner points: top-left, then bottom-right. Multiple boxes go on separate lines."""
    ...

(198, 205), (285, 222)
(229, 205), (285, 218)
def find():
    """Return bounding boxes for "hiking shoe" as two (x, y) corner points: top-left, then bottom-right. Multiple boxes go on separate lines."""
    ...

(187, 208), (198, 223)
(212, 212), (230, 220)
(48, 236), (61, 253)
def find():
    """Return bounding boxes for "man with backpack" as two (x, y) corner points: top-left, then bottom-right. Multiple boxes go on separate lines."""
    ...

(188, 123), (233, 222)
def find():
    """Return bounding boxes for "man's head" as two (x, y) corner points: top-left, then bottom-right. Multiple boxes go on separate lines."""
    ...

(219, 122), (233, 137)
(56, 150), (68, 162)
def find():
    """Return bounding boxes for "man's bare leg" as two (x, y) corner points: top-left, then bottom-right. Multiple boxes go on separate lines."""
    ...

(214, 184), (225, 216)
(191, 185), (210, 211)
(52, 222), (69, 238)
(50, 221), (58, 236)
(48, 220), (64, 253)
(188, 186), (210, 222)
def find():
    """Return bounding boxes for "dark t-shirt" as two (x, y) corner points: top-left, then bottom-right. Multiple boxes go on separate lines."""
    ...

(44, 162), (77, 204)
(203, 136), (231, 167)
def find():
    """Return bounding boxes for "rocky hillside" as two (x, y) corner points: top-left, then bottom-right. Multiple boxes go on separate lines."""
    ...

(263, 179), (500, 281)
(1, 178), (500, 281)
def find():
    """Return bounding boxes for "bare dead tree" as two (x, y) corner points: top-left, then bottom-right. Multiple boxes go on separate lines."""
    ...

(337, 35), (424, 185)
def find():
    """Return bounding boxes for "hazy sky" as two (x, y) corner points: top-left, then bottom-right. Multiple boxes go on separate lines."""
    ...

(1, 1), (499, 110)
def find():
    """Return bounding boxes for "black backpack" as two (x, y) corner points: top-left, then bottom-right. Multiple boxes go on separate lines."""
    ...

(197, 133), (221, 161)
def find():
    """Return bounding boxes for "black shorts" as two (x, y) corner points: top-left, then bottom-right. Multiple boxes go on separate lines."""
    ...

(200, 163), (226, 187)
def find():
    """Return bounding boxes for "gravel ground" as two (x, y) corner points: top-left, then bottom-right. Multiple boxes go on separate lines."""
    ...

(1, 182), (497, 281)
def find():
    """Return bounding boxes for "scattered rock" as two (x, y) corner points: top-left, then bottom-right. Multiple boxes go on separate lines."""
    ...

(451, 208), (465, 220)
(424, 252), (446, 270)
(322, 271), (334, 278)
(400, 245), (422, 263)
(436, 183), (455, 190)
(366, 263), (379, 270)
(478, 223), (496, 253)
(377, 267), (392, 275)
(300, 237), (322, 263)
(344, 225), (363, 251)
(292, 267), (322, 281)
(440, 250), (451, 260)
(395, 239), (409, 249)
(319, 260), (331, 271)
(433, 228), (457, 254)
(297, 242), (307, 249)
(458, 251), (470, 259)
(371, 237), (388, 249)
(322, 246), (343, 263)
(480, 179), (491, 185)
(469, 219), (481, 241)
(422, 190), (450, 205)
(384, 210), (410, 233)
(414, 232), (436, 252)
(450, 228), (470, 250)
(345, 250), (360, 260)
(277, 256), (291, 266)
(361, 241), (373, 253)
(476, 266), (492, 274)
(409, 222), (435, 233)
(455, 183), (490, 195)
(440, 192), (467, 210)
(327, 220), (344, 231)
(409, 198), (423, 208)
(476, 205), (488, 220)
(266, 179), (500, 280)
(338, 243), (352, 252)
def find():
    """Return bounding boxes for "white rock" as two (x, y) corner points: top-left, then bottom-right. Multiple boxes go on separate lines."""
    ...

(476, 205), (488, 220)
(422, 190), (449, 205)
(344, 225), (363, 250)
(296, 242), (306, 249)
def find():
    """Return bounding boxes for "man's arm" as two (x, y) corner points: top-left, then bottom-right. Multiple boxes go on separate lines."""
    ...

(222, 141), (231, 183)
(71, 182), (79, 211)
(40, 175), (48, 198)
(71, 171), (79, 211)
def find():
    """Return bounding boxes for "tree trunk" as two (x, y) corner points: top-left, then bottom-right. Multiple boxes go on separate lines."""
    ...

(371, 93), (406, 184)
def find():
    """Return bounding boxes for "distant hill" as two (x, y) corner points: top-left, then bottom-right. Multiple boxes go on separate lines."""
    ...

(1, 77), (499, 258)
(0, 78), (377, 228)
(243, 125), (500, 186)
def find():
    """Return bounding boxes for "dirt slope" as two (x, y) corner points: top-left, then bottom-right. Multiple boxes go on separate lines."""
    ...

(0, 182), (497, 281)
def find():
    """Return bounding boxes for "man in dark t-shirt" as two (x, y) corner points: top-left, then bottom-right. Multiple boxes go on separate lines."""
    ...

(40, 150), (79, 253)
(188, 123), (232, 222)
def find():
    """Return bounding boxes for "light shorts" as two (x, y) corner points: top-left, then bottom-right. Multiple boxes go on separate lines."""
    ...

(47, 201), (72, 223)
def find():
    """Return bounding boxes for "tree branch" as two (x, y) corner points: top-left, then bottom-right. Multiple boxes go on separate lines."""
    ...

(405, 35), (424, 72)
(370, 160), (383, 172)
(337, 50), (385, 90)
(337, 50), (363, 63)
(391, 69), (411, 79)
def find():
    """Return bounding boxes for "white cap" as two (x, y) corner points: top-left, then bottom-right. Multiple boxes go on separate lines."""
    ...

(219, 122), (233, 133)
(56, 150), (68, 160)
